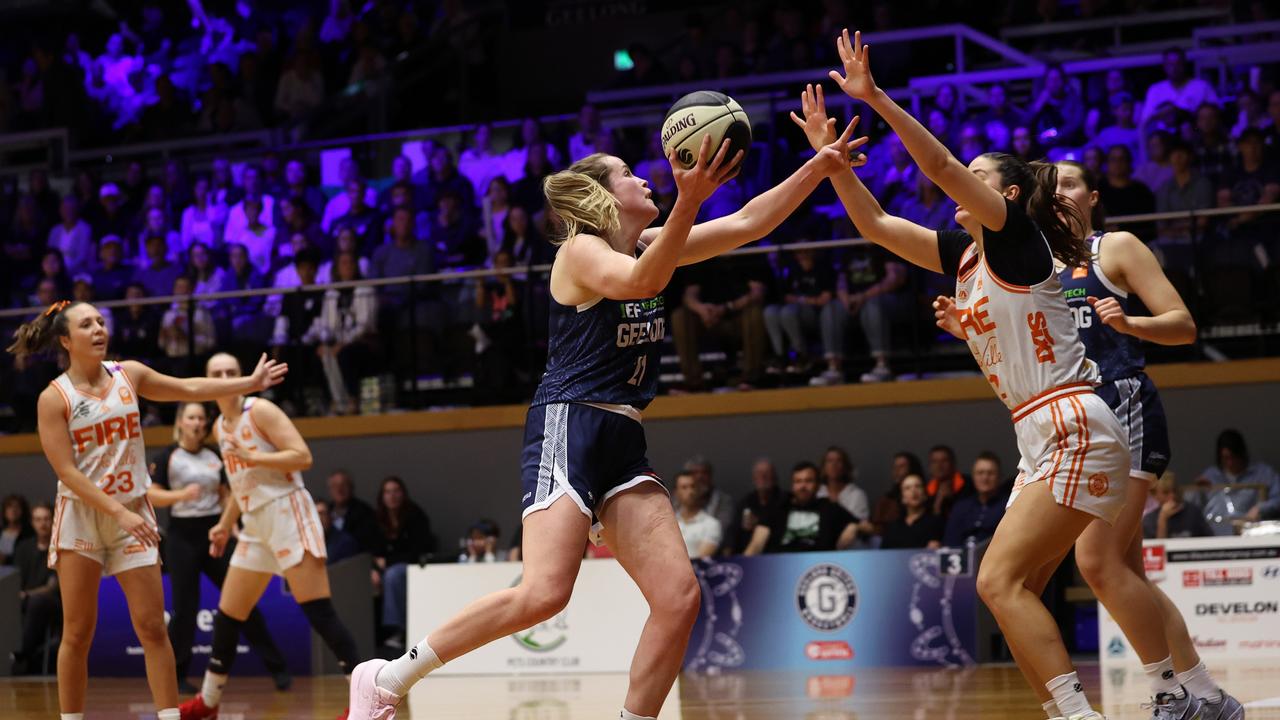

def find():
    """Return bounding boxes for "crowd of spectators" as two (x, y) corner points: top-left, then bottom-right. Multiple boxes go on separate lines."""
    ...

(6, 425), (1276, 672)
(3, 7), (1280, 423)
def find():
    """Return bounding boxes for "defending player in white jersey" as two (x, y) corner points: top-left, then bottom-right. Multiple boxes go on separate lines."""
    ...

(792, 30), (1202, 720)
(181, 352), (360, 720)
(7, 300), (287, 720)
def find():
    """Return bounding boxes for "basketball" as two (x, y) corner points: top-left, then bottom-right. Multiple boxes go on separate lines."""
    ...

(660, 90), (752, 170)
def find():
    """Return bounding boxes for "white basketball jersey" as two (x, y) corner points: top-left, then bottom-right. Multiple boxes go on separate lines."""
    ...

(216, 398), (304, 512)
(50, 362), (150, 503)
(953, 242), (1100, 411)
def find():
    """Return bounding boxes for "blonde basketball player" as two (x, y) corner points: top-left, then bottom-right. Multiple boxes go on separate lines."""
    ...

(7, 300), (287, 720)
(347, 127), (867, 719)
(181, 352), (360, 720)
(792, 30), (1200, 719)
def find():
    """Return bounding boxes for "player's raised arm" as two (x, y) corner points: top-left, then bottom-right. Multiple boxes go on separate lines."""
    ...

(557, 136), (738, 300)
(830, 30), (1009, 233)
(123, 353), (287, 402)
(642, 120), (869, 266)
(791, 83), (947, 273)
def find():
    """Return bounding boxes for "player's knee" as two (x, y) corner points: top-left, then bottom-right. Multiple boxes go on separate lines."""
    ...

(59, 619), (96, 653)
(655, 572), (701, 627)
(133, 613), (169, 646)
(1075, 548), (1120, 592)
(518, 582), (573, 624)
(976, 562), (1015, 611)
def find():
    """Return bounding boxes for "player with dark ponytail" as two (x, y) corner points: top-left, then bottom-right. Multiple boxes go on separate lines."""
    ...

(9, 299), (286, 720)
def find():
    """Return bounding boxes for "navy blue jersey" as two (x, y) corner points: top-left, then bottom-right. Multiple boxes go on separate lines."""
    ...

(531, 292), (665, 410)
(1058, 232), (1145, 382)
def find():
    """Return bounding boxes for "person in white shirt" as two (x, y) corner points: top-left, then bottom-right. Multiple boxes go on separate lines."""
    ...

(817, 446), (872, 528)
(567, 103), (602, 163)
(674, 471), (722, 558)
(224, 196), (276, 276)
(223, 166), (275, 242)
(1139, 48), (1219, 129)
(181, 176), (228, 252)
(458, 123), (506, 206)
(47, 195), (94, 277)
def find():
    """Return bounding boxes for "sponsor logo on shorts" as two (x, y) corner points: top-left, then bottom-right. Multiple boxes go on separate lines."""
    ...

(1183, 568), (1253, 587)
(1087, 472), (1109, 497)
(805, 641), (853, 661)
(74, 539), (97, 551)
(276, 548), (293, 559)
(123, 543), (147, 555)
(796, 564), (858, 632)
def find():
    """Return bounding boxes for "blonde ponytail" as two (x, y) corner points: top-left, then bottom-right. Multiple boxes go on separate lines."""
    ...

(542, 153), (620, 244)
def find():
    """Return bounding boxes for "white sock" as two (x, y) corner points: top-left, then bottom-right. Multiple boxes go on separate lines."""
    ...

(1142, 655), (1183, 697)
(60, 714), (84, 720)
(376, 636), (443, 697)
(1043, 699), (1062, 718)
(158, 710), (180, 720)
(1176, 661), (1222, 703)
(621, 711), (656, 720)
(1047, 671), (1092, 717)
(201, 671), (228, 707)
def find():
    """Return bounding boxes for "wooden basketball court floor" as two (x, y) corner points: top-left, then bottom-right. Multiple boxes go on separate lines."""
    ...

(2, 661), (1278, 718)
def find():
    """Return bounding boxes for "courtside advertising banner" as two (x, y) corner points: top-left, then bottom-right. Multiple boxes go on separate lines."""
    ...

(407, 548), (978, 676)
(1099, 535), (1280, 665)
(88, 574), (312, 676)
(408, 559), (650, 675)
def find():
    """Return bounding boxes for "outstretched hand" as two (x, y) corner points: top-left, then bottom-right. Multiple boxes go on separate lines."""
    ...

(830, 29), (879, 102)
(671, 135), (744, 205)
(808, 112), (871, 177)
(789, 83), (870, 172)
(249, 352), (289, 392)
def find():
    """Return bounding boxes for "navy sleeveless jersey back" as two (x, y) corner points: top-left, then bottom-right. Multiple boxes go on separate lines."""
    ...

(531, 293), (665, 410)
(1057, 232), (1145, 382)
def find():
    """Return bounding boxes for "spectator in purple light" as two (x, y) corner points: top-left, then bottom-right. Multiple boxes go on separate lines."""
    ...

(34, 249), (72, 302)
(1154, 140), (1213, 273)
(162, 160), (191, 213)
(224, 165), (275, 243)
(159, 275), (216, 361)
(217, 243), (270, 346)
(1229, 90), (1268, 140)
(458, 123), (506, 207)
(1263, 90), (1280, 164)
(1139, 47), (1219, 128)
(1028, 63), (1083, 148)
(481, 176), (512, 261)
(136, 207), (182, 267)
(267, 233), (317, 308)
(1193, 102), (1232, 182)
(1100, 144), (1156, 234)
(321, 158), (376, 233)
(926, 107), (953, 148)
(210, 157), (237, 206)
(91, 182), (133, 247)
(27, 170), (60, 227)
(1215, 128), (1280, 268)
(868, 133), (917, 211)
(512, 142), (555, 215)
(187, 242), (225, 303)
(956, 122), (986, 164)
(47, 195), (93, 278)
(898, 173), (956, 232)
(132, 234), (184, 299)
(282, 159), (327, 220)
(317, 249), (379, 415)
(763, 246), (844, 382)
(318, 227), (371, 284)
(332, 177), (383, 252)
(1085, 68), (1129, 138)
(180, 176), (227, 252)
(112, 283), (159, 360)
(94, 237), (132, 301)
(425, 189), (483, 269)
(1082, 146), (1105, 178)
(1010, 125), (1038, 163)
(372, 206), (435, 307)
(378, 156), (422, 213)
(1135, 130), (1175, 192)
(223, 196), (275, 276)
(975, 84), (1018, 152)
(274, 49), (325, 124)
(506, 117), (561, 181)
(1090, 92), (1143, 166)
(276, 196), (324, 260)
(415, 145), (476, 211)
(933, 82), (960, 124)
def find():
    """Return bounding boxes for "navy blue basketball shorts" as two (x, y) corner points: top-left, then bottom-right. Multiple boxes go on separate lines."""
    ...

(520, 403), (666, 526)
(1095, 373), (1171, 482)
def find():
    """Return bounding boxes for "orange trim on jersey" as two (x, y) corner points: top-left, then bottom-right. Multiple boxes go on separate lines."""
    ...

(1010, 382), (1095, 423)
(301, 492), (323, 557)
(51, 496), (67, 552)
(957, 244), (980, 283)
(48, 381), (72, 421)
(244, 402), (272, 447)
(981, 256), (1032, 295)
(114, 362), (138, 399)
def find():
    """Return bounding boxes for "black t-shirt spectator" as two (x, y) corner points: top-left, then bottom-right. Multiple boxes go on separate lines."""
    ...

(378, 503), (436, 566)
(330, 497), (381, 556)
(729, 487), (787, 555)
(780, 258), (836, 300)
(936, 198), (1052, 285)
(94, 265), (134, 301)
(114, 307), (161, 359)
(844, 245), (903, 294)
(881, 512), (945, 549)
(1099, 179), (1156, 237)
(691, 254), (771, 304)
(763, 497), (855, 553)
(332, 207), (384, 254)
(14, 536), (52, 591)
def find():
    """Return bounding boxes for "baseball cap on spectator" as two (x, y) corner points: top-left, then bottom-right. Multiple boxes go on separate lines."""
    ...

(99, 182), (121, 199)
(101, 234), (123, 247)
(1110, 91), (1133, 107)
